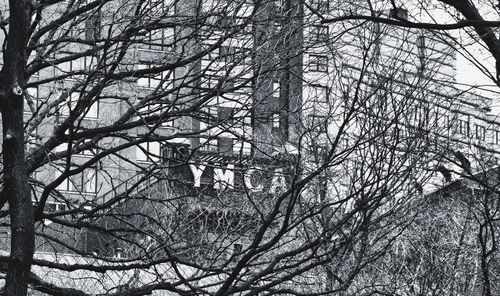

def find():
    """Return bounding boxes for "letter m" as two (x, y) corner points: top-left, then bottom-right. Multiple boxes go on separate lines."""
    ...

(213, 164), (235, 191)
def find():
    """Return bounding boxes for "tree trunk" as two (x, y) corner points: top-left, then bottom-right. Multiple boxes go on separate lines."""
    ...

(0, 1), (34, 295)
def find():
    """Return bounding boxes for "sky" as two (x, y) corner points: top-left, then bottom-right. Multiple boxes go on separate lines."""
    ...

(455, 46), (500, 114)
(404, 0), (500, 113)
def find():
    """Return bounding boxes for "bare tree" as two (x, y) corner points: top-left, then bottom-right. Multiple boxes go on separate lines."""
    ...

(0, 0), (467, 295)
(322, 0), (500, 87)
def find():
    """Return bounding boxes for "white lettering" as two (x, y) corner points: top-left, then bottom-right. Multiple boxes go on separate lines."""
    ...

(189, 164), (206, 187)
(213, 164), (235, 190)
(189, 162), (288, 193)
(244, 167), (264, 192)
(269, 168), (287, 194)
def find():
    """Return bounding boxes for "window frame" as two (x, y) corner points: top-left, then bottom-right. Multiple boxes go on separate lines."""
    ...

(45, 201), (68, 213)
(309, 55), (328, 72)
(272, 113), (280, 129)
(56, 167), (98, 194)
(144, 27), (174, 51)
(137, 63), (172, 89)
(311, 0), (329, 14)
(475, 124), (486, 141)
(311, 25), (329, 42)
(136, 141), (161, 163)
(56, 53), (95, 80)
(199, 138), (218, 152)
(310, 84), (329, 105)
(308, 114), (328, 133)
(58, 91), (99, 120)
(457, 119), (470, 136)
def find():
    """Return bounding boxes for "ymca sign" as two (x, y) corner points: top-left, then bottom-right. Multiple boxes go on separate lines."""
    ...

(188, 163), (288, 194)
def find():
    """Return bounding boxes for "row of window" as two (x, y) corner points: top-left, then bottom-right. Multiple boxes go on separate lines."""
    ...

(143, 28), (175, 51)
(25, 86), (179, 123)
(25, 88), (99, 120)
(55, 54), (96, 79)
(136, 138), (252, 163)
(456, 119), (499, 143)
(53, 52), (328, 91)
(54, 142), (96, 157)
(59, 92), (99, 120)
(204, 46), (253, 64)
(56, 167), (98, 194)
(389, 113), (499, 145)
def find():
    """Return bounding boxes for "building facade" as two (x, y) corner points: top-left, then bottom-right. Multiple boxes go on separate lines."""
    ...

(0, 0), (499, 294)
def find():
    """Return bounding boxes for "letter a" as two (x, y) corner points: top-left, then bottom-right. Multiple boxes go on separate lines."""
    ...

(269, 168), (287, 194)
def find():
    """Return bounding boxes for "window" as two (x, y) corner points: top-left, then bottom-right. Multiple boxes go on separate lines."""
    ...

(495, 130), (500, 145)
(56, 167), (98, 194)
(45, 201), (68, 213)
(137, 64), (171, 89)
(273, 81), (280, 98)
(308, 114), (327, 133)
(199, 139), (218, 152)
(58, 92), (98, 120)
(389, 8), (408, 20)
(136, 141), (161, 162)
(417, 36), (426, 72)
(205, 47), (220, 61)
(85, 12), (101, 42)
(161, 117), (176, 127)
(475, 124), (486, 141)
(139, 99), (175, 127)
(144, 102), (164, 117)
(214, 15), (232, 30)
(311, 0), (329, 13)
(144, 28), (173, 51)
(414, 106), (428, 125)
(458, 119), (469, 136)
(56, 54), (95, 79)
(203, 74), (235, 90)
(142, 101), (169, 121)
(372, 22), (381, 51)
(162, 145), (188, 161)
(272, 113), (280, 129)
(141, 101), (175, 127)
(311, 25), (328, 42)
(310, 85), (328, 104)
(203, 75), (221, 90)
(69, 23), (84, 39)
(220, 46), (235, 64)
(144, 0), (170, 15)
(232, 139), (252, 155)
(218, 106), (234, 124)
(309, 55), (328, 72)
(55, 142), (96, 157)
(27, 86), (38, 100)
(436, 108), (448, 126)
(58, 93), (75, 117)
(199, 106), (218, 151)
(218, 137), (234, 153)
(233, 243), (243, 255)
(200, 106), (218, 127)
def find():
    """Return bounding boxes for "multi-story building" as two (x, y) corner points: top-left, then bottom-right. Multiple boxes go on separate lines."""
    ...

(1, 0), (500, 294)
